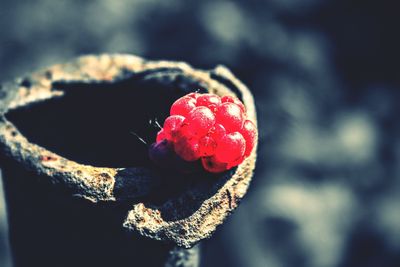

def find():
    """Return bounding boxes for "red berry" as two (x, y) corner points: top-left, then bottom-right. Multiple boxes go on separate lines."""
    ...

(221, 95), (246, 113)
(196, 93), (221, 112)
(199, 135), (217, 156)
(209, 123), (226, 141)
(240, 120), (257, 157)
(186, 106), (216, 136)
(170, 96), (197, 117)
(175, 136), (201, 161)
(156, 129), (167, 142)
(215, 102), (244, 133)
(163, 115), (185, 140)
(149, 92), (256, 174)
(201, 156), (228, 173)
(214, 132), (246, 164)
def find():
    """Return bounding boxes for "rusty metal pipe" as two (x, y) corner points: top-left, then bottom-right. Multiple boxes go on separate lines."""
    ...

(0, 54), (257, 267)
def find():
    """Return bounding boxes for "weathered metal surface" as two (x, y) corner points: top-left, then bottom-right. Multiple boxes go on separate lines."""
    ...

(0, 54), (257, 250)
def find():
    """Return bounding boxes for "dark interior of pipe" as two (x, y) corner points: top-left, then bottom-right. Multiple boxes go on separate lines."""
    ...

(6, 73), (197, 168)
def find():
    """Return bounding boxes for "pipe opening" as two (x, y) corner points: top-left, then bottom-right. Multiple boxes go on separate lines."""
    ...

(5, 75), (191, 168)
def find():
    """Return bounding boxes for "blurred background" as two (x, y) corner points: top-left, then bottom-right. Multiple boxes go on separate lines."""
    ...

(1, 0), (400, 266)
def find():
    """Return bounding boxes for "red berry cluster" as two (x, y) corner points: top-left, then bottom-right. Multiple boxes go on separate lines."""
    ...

(153, 93), (256, 173)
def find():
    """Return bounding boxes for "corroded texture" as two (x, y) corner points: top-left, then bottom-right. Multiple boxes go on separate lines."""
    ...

(0, 54), (257, 249)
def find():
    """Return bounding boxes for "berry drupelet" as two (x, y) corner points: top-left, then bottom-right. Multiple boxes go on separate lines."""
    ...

(149, 92), (257, 173)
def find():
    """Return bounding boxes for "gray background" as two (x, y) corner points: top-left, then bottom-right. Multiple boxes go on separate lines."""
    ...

(1, 0), (400, 266)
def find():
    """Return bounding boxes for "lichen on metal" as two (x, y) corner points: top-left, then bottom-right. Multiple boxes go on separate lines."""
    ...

(0, 54), (257, 248)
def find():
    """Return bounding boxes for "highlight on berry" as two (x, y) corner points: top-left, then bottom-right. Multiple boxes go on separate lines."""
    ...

(149, 92), (257, 173)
